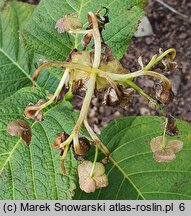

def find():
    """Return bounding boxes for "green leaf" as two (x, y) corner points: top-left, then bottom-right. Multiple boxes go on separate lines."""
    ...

(75, 116), (191, 200)
(0, 2), (36, 101)
(23, 0), (147, 60)
(0, 87), (79, 199)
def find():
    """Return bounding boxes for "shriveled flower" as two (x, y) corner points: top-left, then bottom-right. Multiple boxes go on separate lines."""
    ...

(24, 99), (46, 121)
(78, 160), (108, 193)
(7, 120), (32, 146)
(155, 82), (174, 104)
(150, 136), (183, 163)
(55, 13), (82, 33)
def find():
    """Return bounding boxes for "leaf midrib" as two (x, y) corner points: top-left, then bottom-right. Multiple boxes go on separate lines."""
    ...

(0, 48), (38, 87)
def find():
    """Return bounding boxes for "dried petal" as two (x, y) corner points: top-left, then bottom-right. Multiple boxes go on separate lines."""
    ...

(7, 120), (32, 146)
(55, 13), (82, 33)
(72, 137), (91, 160)
(94, 174), (108, 189)
(52, 132), (69, 149)
(154, 149), (176, 163)
(168, 140), (183, 153)
(54, 85), (69, 103)
(82, 32), (93, 50)
(79, 176), (96, 193)
(103, 87), (121, 106)
(24, 99), (46, 121)
(92, 162), (105, 177)
(78, 160), (92, 178)
(158, 48), (177, 71)
(72, 79), (85, 95)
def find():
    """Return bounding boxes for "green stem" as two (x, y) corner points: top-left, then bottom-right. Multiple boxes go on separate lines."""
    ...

(126, 80), (166, 116)
(39, 68), (70, 109)
(84, 118), (110, 158)
(144, 48), (176, 71)
(90, 144), (99, 177)
(99, 70), (171, 88)
(162, 117), (168, 149)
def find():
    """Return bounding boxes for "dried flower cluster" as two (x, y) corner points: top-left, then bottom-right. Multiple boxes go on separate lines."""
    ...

(7, 8), (183, 193)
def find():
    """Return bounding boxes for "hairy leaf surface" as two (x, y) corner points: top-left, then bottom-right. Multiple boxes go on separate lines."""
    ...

(0, 87), (78, 199)
(23, 0), (147, 60)
(0, 2), (36, 100)
(75, 116), (191, 200)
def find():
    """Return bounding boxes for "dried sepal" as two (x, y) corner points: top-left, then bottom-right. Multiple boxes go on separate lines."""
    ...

(168, 140), (183, 153)
(103, 86), (135, 107)
(166, 115), (180, 136)
(72, 137), (91, 160)
(7, 120), (32, 146)
(24, 99), (46, 121)
(103, 87), (121, 106)
(158, 48), (177, 71)
(154, 149), (176, 163)
(150, 136), (183, 163)
(82, 32), (93, 51)
(55, 13), (82, 33)
(78, 160), (108, 193)
(82, 8), (109, 50)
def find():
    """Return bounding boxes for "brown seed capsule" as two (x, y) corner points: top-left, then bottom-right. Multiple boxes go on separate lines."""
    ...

(7, 120), (32, 146)
(24, 99), (46, 121)
(72, 137), (91, 160)
(155, 83), (174, 104)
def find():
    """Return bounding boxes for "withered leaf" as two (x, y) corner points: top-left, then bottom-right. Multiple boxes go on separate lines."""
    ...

(7, 120), (32, 146)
